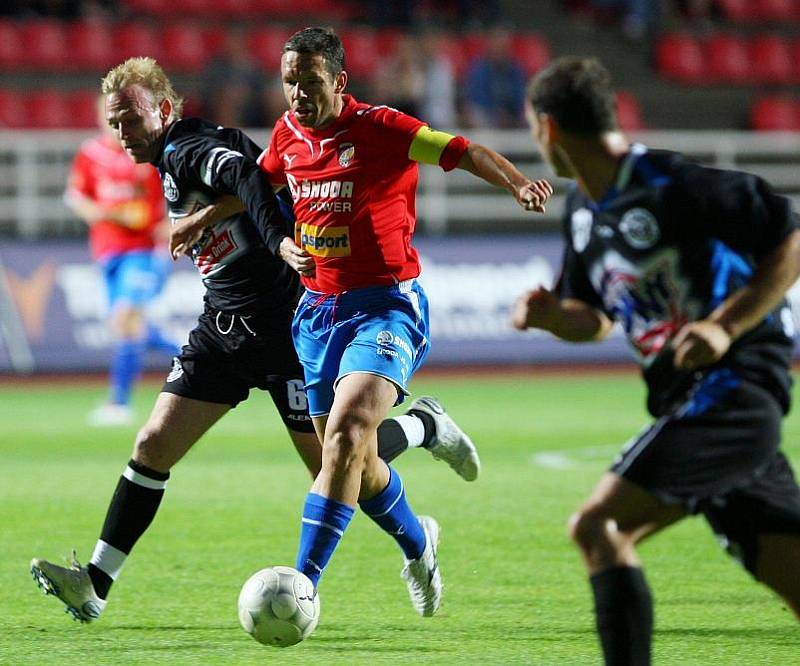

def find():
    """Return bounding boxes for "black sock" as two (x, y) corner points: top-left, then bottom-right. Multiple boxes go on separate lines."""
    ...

(590, 566), (653, 666)
(88, 459), (169, 599)
(376, 419), (409, 463)
(407, 409), (436, 449)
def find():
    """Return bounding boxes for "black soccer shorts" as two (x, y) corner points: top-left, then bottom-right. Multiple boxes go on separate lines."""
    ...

(161, 305), (315, 433)
(612, 370), (800, 574)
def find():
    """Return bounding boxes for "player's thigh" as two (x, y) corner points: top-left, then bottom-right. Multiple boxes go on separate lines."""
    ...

(576, 472), (686, 541)
(133, 392), (229, 471)
(326, 373), (399, 442)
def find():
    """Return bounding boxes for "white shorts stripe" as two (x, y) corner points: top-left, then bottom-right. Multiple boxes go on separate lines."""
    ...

(89, 540), (127, 580)
(301, 517), (344, 537)
(123, 466), (168, 490)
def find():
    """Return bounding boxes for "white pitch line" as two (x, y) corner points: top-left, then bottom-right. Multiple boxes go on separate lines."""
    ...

(531, 444), (620, 470)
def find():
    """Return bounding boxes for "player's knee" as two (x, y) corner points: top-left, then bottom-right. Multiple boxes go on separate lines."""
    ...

(323, 427), (369, 470)
(568, 507), (612, 552)
(132, 425), (172, 472)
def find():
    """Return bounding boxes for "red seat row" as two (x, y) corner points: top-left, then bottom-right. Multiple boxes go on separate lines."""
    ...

(0, 89), (101, 128)
(0, 19), (550, 77)
(750, 95), (800, 130)
(124, 0), (356, 20)
(716, 0), (800, 22)
(656, 32), (800, 84)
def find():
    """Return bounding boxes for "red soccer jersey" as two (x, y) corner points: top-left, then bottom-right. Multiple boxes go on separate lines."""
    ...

(66, 135), (166, 260)
(258, 95), (428, 293)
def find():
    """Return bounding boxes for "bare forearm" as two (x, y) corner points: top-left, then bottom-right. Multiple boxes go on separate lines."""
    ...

(65, 195), (105, 226)
(193, 195), (245, 229)
(709, 229), (800, 340)
(458, 143), (528, 194)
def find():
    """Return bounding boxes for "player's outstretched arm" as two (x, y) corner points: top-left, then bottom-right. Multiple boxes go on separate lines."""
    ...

(672, 228), (800, 370)
(512, 286), (613, 342)
(169, 195), (244, 259)
(458, 143), (553, 213)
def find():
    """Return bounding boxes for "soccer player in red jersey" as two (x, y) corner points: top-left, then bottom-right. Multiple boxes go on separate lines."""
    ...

(256, 27), (553, 616)
(66, 96), (178, 426)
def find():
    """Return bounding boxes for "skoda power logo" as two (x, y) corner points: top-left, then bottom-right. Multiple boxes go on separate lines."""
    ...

(376, 330), (394, 346)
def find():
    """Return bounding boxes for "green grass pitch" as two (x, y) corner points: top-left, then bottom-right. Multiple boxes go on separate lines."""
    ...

(1, 371), (799, 665)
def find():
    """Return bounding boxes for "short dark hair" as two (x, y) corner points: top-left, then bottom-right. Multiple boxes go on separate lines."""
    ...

(527, 57), (617, 134)
(283, 27), (345, 77)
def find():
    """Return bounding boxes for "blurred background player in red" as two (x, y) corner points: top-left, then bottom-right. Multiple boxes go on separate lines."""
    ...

(65, 96), (179, 426)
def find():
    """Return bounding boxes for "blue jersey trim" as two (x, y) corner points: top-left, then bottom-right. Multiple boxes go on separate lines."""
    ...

(709, 239), (752, 309)
(681, 368), (741, 418)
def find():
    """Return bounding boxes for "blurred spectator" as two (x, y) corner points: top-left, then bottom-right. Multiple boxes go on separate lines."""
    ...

(575, 0), (662, 39)
(373, 34), (426, 117)
(463, 25), (527, 128)
(419, 29), (458, 128)
(201, 27), (265, 127)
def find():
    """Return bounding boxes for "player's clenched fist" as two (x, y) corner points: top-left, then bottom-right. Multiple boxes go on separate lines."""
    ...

(279, 236), (316, 276)
(511, 286), (561, 331)
(671, 320), (732, 370)
(517, 179), (554, 213)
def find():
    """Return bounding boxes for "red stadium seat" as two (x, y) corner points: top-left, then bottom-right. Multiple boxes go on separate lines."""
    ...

(706, 34), (751, 84)
(0, 21), (25, 70)
(654, 33), (705, 83)
(750, 95), (800, 130)
(21, 20), (69, 71)
(511, 33), (551, 76)
(0, 89), (28, 128)
(68, 21), (116, 71)
(248, 26), (289, 73)
(437, 33), (472, 79)
(339, 29), (382, 76)
(756, 0), (799, 20)
(115, 23), (161, 61)
(750, 34), (793, 84)
(716, 0), (766, 21)
(66, 90), (101, 129)
(25, 89), (72, 129)
(158, 24), (215, 72)
(615, 91), (644, 131)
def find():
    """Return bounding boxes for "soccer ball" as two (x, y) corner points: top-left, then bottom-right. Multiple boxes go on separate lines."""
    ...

(237, 566), (321, 647)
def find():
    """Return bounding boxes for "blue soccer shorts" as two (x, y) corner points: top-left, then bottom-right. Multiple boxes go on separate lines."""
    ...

(101, 250), (167, 310)
(292, 279), (431, 417)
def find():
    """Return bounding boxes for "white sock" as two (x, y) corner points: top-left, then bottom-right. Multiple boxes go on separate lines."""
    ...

(392, 414), (426, 448)
(90, 540), (127, 581)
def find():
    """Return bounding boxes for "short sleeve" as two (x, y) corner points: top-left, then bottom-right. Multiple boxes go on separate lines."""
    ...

(257, 120), (286, 185)
(678, 165), (799, 260)
(66, 149), (93, 199)
(365, 105), (426, 162)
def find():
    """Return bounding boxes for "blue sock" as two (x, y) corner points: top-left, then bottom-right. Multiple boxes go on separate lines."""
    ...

(110, 339), (144, 405)
(359, 467), (426, 561)
(295, 493), (355, 588)
(145, 323), (180, 356)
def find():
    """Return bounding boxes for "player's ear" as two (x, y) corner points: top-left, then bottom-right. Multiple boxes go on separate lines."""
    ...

(159, 97), (172, 123)
(334, 70), (347, 94)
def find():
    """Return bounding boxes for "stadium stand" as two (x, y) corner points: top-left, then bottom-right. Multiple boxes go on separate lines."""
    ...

(750, 95), (800, 130)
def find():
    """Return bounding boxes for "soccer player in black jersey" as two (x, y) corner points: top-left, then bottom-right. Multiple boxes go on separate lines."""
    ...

(514, 56), (800, 665)
(30, 57), (480, 624)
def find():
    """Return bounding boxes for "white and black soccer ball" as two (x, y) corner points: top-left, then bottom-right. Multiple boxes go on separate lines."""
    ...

(237, 566), (320, 647)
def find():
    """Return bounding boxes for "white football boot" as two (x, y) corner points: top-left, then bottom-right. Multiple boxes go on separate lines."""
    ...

(31, 551), (106, 623)
(409, 396), (481, 482)
(400, 516), (442, 617)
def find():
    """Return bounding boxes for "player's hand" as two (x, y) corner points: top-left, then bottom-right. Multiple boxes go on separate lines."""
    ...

(169, 216), (206, 260)
(279, 237), (315, 277)
(511, 287), (561, 331)
(671, 320), (732, 371)
(517, 179), (554, 214)
(108, 201), (149, 229)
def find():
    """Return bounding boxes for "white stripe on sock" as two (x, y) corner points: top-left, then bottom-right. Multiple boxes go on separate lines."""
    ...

(301, 517), (344, 537)
(90, 540), (127, 580)
(123, 466), (168, 490)
(393, 414), (426, 448)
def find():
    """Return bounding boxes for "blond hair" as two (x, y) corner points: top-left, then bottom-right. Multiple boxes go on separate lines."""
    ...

(101, 57), (184, 119)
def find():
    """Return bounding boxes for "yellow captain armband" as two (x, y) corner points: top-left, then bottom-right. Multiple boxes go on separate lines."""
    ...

(408, 126), (456, 165)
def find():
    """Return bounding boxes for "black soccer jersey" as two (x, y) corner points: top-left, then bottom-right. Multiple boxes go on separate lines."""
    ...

(557, 144), (798, 416)
(153, 117), (301, 313)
